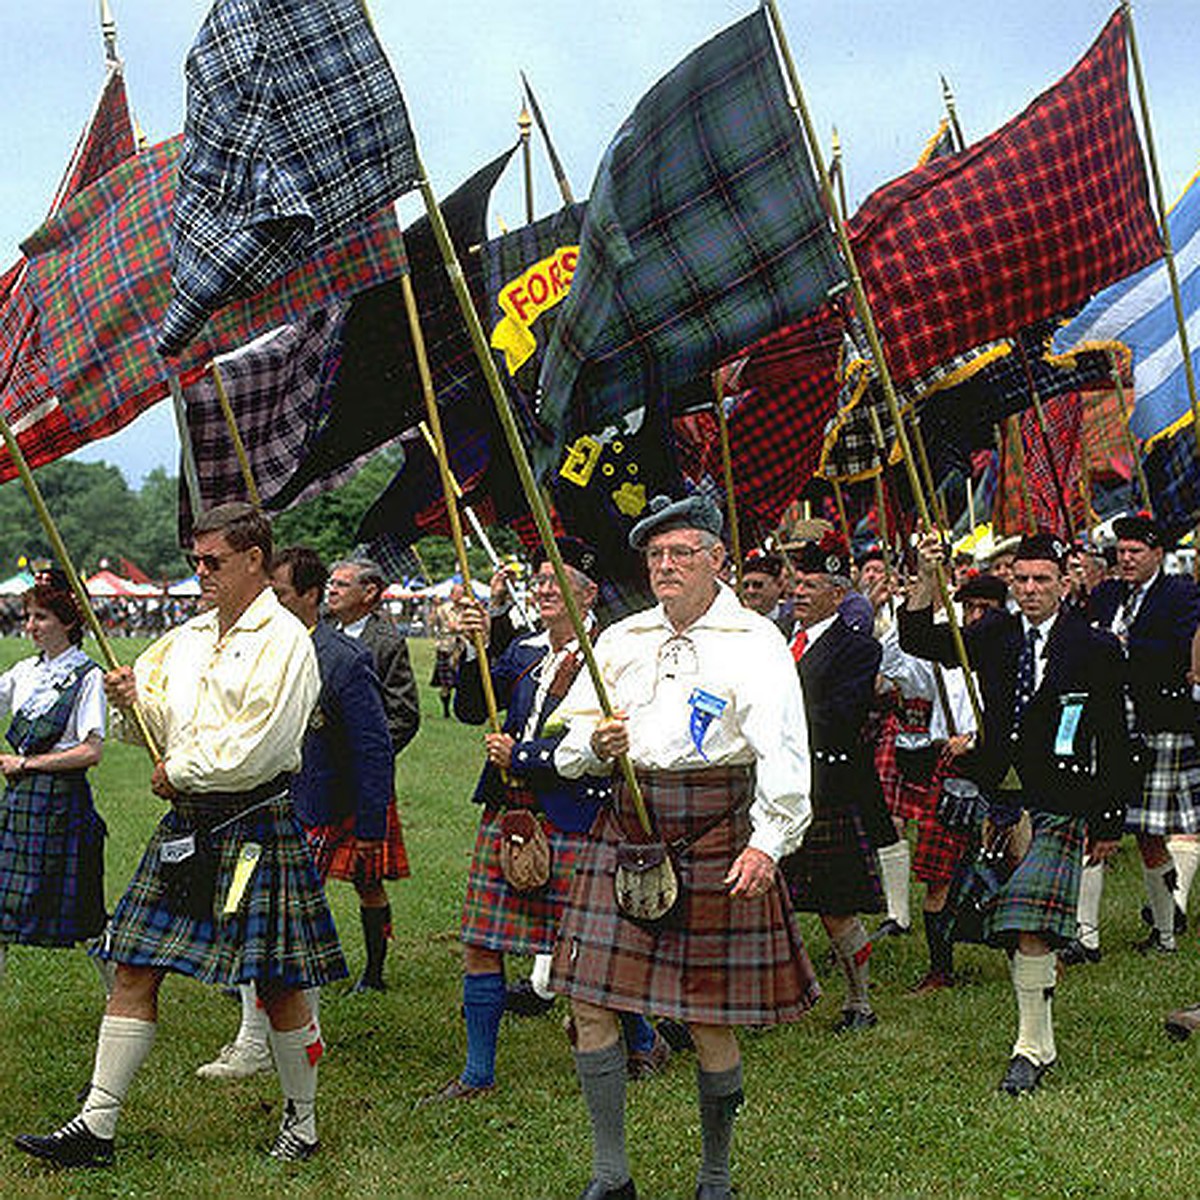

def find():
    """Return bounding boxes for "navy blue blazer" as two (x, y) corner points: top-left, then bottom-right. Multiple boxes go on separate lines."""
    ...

(455, 632), (609, 833)
(1090, 573), (1200, 734)
(291, 622), (395, 841)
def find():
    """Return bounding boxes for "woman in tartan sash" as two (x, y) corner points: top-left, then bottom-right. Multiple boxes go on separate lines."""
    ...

(0, 574), (106, 984)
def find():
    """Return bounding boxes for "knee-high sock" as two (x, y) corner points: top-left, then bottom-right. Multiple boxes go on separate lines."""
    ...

(232, 982), (271, 1051)
(461, 972), (505, 1088)
(359, 904), (390, 987)
(877, 840), (911, 928)
(304, 987), (320, 1023)
(1011, 951), (1056, 1066)
(832, 921), (873, 1013)
(529, 952), (555, 1000)
(1076, 861), (1104, 951)
(80, 1015), (157, 1139)
(923, 909), (953, 977)
(1169, 837), (1200, 912)
(697, 1061), (743, 1193)
(574, 1040), (629, 1189)
(1144, 860), (1178, 949)
(268, 1018), (322, 1144)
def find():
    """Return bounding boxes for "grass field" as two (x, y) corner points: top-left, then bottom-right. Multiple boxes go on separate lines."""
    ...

(3, 634), (1200, 1198)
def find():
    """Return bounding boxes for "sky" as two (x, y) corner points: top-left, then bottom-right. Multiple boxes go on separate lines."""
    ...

(1, 0), (1198, 487)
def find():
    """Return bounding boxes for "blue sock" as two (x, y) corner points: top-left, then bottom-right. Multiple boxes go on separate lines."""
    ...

(620, 1012), (656, 1055)
(461, 972), (505, 1087)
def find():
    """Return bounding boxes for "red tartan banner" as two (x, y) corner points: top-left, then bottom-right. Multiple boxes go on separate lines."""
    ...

(993, 393), (1083, 538)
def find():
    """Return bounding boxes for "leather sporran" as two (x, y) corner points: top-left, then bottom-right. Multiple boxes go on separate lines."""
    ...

(498, 809), (552, 892)
(158, 829), (219, 922)
(613, 840), (682, 932)
(936, 775), (986, 830)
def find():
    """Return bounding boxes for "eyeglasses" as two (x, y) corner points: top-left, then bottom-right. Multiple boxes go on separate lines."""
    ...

(530, 574), (561, 592)
(645, 544), (706, 566)
(185, 550), (237, 574)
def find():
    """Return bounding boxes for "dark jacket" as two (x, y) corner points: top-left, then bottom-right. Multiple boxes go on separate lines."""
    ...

(899, 603), (1129, 838)
(358, 610), (420, 754)
(291, 622), (395, 840)
(1089, 573), (1200, 734)
(455, 632), (609, 834)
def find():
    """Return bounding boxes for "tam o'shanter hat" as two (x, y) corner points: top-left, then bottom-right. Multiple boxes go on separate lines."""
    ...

(628, 493), (723, 551)
(791, 529), (851, 578)
(532, 536), (601, 584)
(1113, 511), (1168, 549)
(1013, 531), (1070, 571)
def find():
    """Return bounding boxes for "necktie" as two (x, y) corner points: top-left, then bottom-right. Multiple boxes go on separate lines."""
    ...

(791, 628), (808, 662)
(1116, 589), (1138, 646)
(1013, 626), (1040, 724)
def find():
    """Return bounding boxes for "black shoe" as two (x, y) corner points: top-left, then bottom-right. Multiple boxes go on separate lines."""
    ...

(832, 1008), (878, 1034)
(1141, 902), (1188, 934)
(578, 1179), (637, 1200)
(505, 978), (555, 1017)
(696, 1185), (737, 1199)
(1058, 938), (1102, 966)
(998, 1054), (1053, 1096)
(268, 1127), (320, 1162)
(14, 1117), (114, 1169)
(350, 975), (386, 994)
(1165, 1002), (1200, 1042)
(655, 1017), (695, 1052)
(875, 918), (911, 938)
(1134, 929), (1178, 956)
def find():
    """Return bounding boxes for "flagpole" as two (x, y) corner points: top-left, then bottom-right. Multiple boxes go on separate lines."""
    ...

(940, 73), (966, 152)
(521, 71), (576, 205)
(168, 374), (203, 519)
(210, 362), (261, 506)
(713, 374), (744, 593)
(764, 0), (981, 727)
(829, 475), (854, 551)
(518, 101), (535, 225)
(867, 407), (895, 580)
(907, 410), (949, 531)
(1106, 347), (1154, 516)
(830, 127), (848, 222)
(1015, 342), (1075, 539)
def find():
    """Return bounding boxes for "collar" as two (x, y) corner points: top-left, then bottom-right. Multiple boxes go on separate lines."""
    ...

(38, 643), (89, 681)
(193, 586), (278, 641)
(1020, 610), (1058, 642)
(341, 614), (370, 639)
(803, 612), (839, 646)
(626, 582), (760, 637)
(1128, 569), (1161, 603)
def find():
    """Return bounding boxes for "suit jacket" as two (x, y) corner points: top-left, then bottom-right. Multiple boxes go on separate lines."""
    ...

(900, 603), (1129, 837)
(291, 622), (394, 840)
(455, 632), (609, 833)
(1090, 573), (1200, 734)
(358, 610), (420, 754)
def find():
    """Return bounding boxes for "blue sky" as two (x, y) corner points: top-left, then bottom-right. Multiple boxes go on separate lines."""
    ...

(1, 0), (1197, 486)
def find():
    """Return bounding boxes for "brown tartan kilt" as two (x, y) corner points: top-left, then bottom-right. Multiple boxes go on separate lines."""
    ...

(549, 765), (820, 1027)
(305, 797), (409, 884)
(781, 801), (884, 916)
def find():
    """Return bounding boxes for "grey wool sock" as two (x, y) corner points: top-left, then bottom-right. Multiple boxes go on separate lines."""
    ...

(573, 1040), (630, 1189)
(697, 1061), (743, 1193)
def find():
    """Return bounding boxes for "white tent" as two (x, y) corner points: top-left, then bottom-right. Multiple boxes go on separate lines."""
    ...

(167, 576), (202, 596)
(0, 570), (33, 596)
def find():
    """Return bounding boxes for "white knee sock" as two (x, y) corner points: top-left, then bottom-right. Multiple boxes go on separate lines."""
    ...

(530, 953), (556, 1000)
(1169, 837), (1200, 913)
(1144, 860), (1178, 949)
(80, 1015), (157, 1139)
(304, 987), (321, 1023)
(268, 1018), (322, 1144)
(1076, 862), (1104, 950)
(1011, 952), (1056, 1066)
(235, 982), (271, 1051)
(877, 840), (911, 928)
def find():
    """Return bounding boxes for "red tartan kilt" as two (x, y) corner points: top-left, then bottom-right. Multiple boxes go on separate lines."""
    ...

(306, 798), (409, 884)
(912, 754), (971, 886)
(875, 712), (902, 812)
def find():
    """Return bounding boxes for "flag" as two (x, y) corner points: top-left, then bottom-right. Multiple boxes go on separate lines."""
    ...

(1053, 168), (1200, 445)
(19, 136), (405, 461)
(1145, 419), (1200, 535)
(536, 10), (845, 461)
(159, 0), (419, 355)
(850, 10), (1160, 387)
(267, 147), (515, 510)
(992, 394), (1083, 538)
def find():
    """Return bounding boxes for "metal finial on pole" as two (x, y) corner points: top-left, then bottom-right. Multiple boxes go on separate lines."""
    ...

(99, 0), (119, 64)
(518, 101), (534, 224)
(940, 72), (966, 151)
(521, 70), (576, 206)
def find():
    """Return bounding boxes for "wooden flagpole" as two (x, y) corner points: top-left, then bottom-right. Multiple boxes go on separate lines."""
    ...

(867, 408), (895, 581)
(168, 374), (203, 520)
(518, 101), (534, 225)
(713, 374), (744, 592)
(829, 476), (853, 551)
(210, 362), (262, 506)
(906, 410), (949, 531)
(521, 71), (576, 206)
(1106, 347), (1154, 516)
(765, 0), (982, 726)
(830, 127), (848, 222)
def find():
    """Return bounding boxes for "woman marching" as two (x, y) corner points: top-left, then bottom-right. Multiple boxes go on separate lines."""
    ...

(0, 569), (108, 990)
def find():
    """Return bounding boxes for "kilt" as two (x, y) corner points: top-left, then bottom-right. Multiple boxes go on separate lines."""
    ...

(0, 771), (106, 947)
(430, 648), (457, 689)
(306, 797), (410, 883)
(460, 802), (585, 955)
(100, 788), (347, 990)
(874, 712), (904, 815)
(1124, 733), (1200, 836)
(550, 765), (820, 1026)
(781, 804), (884, 916)
(912, 755), (971, 887)
(983, 810), (1085, 949)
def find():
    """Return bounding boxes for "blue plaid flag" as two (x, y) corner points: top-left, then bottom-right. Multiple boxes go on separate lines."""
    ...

(159, 0), (420, 356)
(536, 9), (845, 467)
(1145, 421), (1200, 537)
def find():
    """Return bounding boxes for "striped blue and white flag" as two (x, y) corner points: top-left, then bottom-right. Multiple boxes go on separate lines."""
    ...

(1052, 170), (1199, 445)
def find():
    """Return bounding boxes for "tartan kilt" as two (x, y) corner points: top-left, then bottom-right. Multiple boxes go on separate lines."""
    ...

(781, 803), (884, 915)
(912, 755), (971, 887)
(549, 765), (820, 1027)
(1124, 733), (1200, 836)
(460, 803), (585, 955)
(100, 790), (347, 989)
(982, 810), (1085, 948)
(430, 648), (457, 689)
(0, 771), (106, 947)
(875, 713), (905, 815)
(305, 797), (410, 883)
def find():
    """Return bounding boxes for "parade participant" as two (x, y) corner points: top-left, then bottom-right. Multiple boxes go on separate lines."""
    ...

(901, 530), (1128, 1095)
(782, 533), (893, 1029)
(738, 549), (792, 637)
(196, 546), (394, 1082)
(14, 503), (337, 1167)
(0, 573), (107, 991)
(551, 493), (817, 1200)
(324, 557), (418, 991)
(1076, 514), (1200, 959)
(429, 582), (466, 718)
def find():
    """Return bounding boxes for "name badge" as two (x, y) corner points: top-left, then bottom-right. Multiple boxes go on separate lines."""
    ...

(688, 688), (727, 760)
(160, 833), (196, 865)
(1055, 693), (1086, 757)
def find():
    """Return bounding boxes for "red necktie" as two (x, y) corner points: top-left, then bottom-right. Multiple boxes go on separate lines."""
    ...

(791, 628), (808, 662)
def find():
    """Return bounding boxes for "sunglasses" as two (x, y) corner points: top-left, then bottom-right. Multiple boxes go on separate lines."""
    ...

(185, 549), (238, 574)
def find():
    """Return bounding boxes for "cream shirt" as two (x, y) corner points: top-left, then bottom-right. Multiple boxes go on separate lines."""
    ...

(123, 587), (319, 793)
(555, 583), (812, 860)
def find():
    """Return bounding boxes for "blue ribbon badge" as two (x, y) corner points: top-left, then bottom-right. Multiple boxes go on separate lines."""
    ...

(688, 688), (727, 760)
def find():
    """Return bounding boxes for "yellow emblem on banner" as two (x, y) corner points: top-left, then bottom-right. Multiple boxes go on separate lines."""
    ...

(560, 435), (602, 488)
(490, 245), (579, 374)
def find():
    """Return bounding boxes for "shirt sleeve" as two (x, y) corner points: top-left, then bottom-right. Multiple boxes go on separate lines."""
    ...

(64, 668), (106, 744)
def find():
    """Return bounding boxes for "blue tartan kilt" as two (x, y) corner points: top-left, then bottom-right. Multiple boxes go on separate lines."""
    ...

(100, 790), (347, 990)
(0, 770), (106, 947)
(780, 803), (884, 915)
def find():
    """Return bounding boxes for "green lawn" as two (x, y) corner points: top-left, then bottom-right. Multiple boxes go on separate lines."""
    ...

(2, 636), (1200, 1198)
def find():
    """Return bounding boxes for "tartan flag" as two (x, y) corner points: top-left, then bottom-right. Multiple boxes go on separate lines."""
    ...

(1053, 167), (1200, 445)
(1080, 380), (1135, 482)
(19, 136), (405, 466)
(1145, 420), (1200, 535)
(537, 10), (845, 463)
(267, 146), (515, 510)
(159, 0), (420, 356)
(992, 393), (1083, 538)
(849, 10), (1160, 387)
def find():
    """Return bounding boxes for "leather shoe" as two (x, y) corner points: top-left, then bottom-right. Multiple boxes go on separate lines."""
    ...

(875, 918), (911, 938)
(1134, 929), (1178, 956)
(416, 1077), (495, 1107)
(14, 1117), (114, 1168)
(577, 1179), (637, 1200)
(1058, 938), (1101, 966)
(907, 969), (954, 996)
(998, 1054), (1053, 1096)
(505, 978), (555, 1017)
(832, 1008), (878, 1034)
(350, 974), (386, 994)
(696, 1184), (736, 1198)
(627, 1029), (671, 1080)
(1141, 902), (1188, 934)
(1165, 1002), (1200, 1041)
